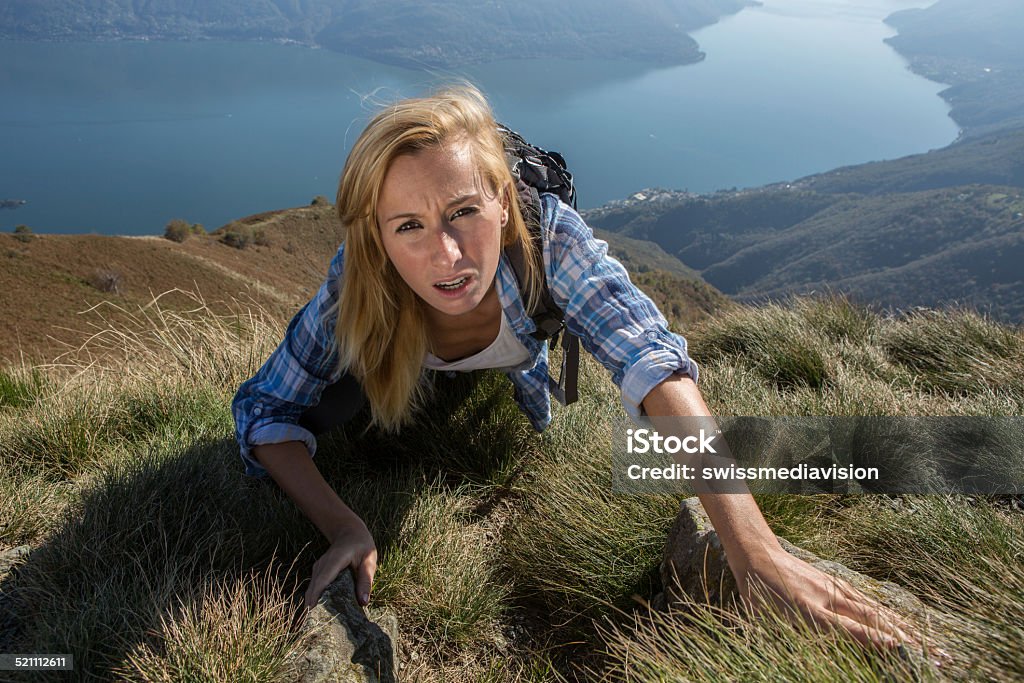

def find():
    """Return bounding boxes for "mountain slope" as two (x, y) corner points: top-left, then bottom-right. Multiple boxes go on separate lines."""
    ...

(0, 0), (754, 68)
(586, 184), (1024, 322)
(793, 127), (1024, 196)
(1, 204), (727, 364)
(884, 0), (1024, 137)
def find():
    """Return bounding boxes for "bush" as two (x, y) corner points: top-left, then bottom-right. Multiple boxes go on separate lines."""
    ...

(694, 305), (832, 390)
(882, 308), (1024, 394)
(88, 268), (123, 294)
(220, 226), (252, 250)
(252, 228), (270, 247)
(310, 195), (331, 207)
(164, 219), (191, 243)
(164, 220), (205, 242)
(13, 224), (33, 243)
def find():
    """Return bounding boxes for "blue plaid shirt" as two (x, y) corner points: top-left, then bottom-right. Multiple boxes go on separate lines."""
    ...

(232, 193), (698, 477)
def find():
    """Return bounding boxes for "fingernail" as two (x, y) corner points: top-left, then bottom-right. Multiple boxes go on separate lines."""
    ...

(360, 592), (370, 605)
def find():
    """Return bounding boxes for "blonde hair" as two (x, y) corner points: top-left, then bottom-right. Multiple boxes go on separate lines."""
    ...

(334, 84), (543, 432)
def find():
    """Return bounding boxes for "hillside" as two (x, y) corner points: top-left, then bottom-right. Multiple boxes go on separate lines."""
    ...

(1, 204), (728, 365)
(0, 204), (343, 365)
(0, 0), (754, 69)
(884, 0), (1024, 137)
(585, 184), (1024, 322)
(2, 293), (1022, 680)
(791, 126), (1024, 196)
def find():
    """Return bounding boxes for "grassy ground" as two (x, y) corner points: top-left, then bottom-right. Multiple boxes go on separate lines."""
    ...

(1, 294), (1022, 681)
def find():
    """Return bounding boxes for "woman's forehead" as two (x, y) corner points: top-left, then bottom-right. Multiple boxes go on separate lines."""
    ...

(377, 141), (491, 216)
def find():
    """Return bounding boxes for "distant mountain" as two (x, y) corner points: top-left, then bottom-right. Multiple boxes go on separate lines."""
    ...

(0, 0), (755, 68)
(584, 165), (1024, 322)
(884, 0), (1024, 137)
(792, 127), (1024, 196)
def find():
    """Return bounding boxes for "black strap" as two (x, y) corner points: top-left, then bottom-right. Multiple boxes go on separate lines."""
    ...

(500, 123), (581, 406)
(504, 182), (580, 407)
(548, 327), (580, 405)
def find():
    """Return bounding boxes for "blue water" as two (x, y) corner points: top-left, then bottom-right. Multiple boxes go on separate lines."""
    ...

(0, 0), (956, 235)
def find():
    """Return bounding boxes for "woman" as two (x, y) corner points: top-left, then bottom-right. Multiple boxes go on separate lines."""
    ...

(232, 84), (918, 651)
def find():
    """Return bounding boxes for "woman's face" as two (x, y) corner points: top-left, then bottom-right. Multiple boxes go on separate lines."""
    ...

(376, 139), (508, 321)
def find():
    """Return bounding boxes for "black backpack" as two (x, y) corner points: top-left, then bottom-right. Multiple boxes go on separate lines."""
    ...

(500, 124), (580, 406)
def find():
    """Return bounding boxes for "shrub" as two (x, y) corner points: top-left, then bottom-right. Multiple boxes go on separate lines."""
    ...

(88, 268), (123, 294)
(164, 219), (191, 243)
(189, 223), (206, 236)
(220, 226), (252, 250)
(881, 309), (1024, 394)
(13, 224), (33, 243)
(694, 305), (832, 390)
(310, 195), (330, 206)
(252, 228), (271, 247)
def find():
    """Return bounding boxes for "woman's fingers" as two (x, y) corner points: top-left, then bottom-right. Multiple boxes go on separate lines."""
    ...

(303, 543), (378, 609)
(826, 611), (901, 650)
(304, 551), (351, 609)
(832, 596), (916, 647)
(354, 549), (378, 606)
(828, 580), (920, 647)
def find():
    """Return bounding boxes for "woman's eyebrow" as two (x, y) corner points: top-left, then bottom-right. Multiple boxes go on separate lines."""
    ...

(383, 192), (481, 223)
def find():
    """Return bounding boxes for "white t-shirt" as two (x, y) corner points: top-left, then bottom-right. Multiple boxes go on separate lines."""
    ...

(423, 311), (531, 372)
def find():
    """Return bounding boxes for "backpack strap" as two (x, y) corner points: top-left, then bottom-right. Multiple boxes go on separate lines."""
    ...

(503, 167), (580, 406)
(500, 122), (581, 405)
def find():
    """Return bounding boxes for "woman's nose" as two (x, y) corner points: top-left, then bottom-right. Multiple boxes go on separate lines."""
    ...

(431, 228), (462, 268)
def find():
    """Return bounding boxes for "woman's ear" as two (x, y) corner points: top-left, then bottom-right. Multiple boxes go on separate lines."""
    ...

(500, 186), (510, 227)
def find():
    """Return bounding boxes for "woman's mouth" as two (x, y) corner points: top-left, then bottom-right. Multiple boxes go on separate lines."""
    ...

(433, 275), (471, 296)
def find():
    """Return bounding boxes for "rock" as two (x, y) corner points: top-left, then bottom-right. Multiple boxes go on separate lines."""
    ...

(0, 546), (31, 652)
(292, 571), (399, 683)
(661, 499), (931, 614)
(660, 498), (952, 667)
(0, 546), (31, 575)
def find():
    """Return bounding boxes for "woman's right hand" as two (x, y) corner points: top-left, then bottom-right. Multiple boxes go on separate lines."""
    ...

(304, 516), (378, 609)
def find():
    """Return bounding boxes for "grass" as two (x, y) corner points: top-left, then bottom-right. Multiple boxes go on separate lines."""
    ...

(1, 292), (1023, 681)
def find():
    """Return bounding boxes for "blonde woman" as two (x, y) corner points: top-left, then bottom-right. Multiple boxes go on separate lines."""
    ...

(232, 84), (917, 651)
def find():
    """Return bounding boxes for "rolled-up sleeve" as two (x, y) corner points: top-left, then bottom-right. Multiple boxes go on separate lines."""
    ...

(231, 245), (346, 478)
(542, 194), (699, 419)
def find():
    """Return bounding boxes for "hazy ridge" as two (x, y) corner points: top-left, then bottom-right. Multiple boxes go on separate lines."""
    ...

(0, 0), (754, 68)
(884, 0), (1024, 137)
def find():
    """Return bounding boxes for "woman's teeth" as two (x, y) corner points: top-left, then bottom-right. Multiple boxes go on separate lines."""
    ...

(436, 276), (468, 290)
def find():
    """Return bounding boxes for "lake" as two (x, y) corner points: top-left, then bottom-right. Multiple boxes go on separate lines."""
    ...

(0, 0), (957, 235)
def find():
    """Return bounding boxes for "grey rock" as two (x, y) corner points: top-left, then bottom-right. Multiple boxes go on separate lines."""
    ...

(0, 546), (31, 575)
(292, 571), (399, 683)
(660, 498), (956, 668)
(0, 546), (31, 652)
(661, 498), (932, 614)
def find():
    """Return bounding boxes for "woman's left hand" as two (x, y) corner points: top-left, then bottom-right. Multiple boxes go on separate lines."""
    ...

(737, 548), (923, 652)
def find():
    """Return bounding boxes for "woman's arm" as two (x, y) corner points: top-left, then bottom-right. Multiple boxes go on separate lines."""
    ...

(232, 243), (347, 478)
(642, 373), (920, 651)
(253, 441), (377, 608)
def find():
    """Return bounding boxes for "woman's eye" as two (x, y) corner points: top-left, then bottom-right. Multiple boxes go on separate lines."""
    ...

(397, 221), (421, 233)
(450, 207), (477, 221)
